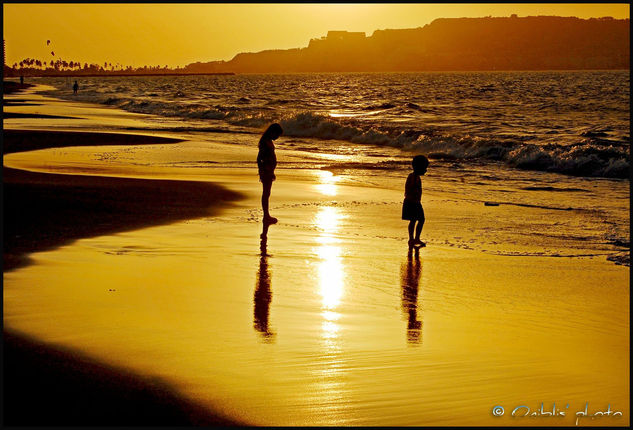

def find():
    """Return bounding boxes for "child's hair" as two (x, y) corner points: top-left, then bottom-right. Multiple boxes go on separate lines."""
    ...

(412, 155), (429, 171)
(259, 123), (283, 148)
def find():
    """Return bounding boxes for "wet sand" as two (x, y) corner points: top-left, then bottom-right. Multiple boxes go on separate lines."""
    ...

(2, 81), (35, 94)
(3, 166), (242, 271)
(3, 129), (184, 154)
(3, 85), (629, 426)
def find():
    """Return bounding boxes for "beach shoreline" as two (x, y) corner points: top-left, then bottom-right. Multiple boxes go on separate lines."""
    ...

(3, 128), (238, 271)
(2, 81), (35, 94)
(3, 83), (629, 426)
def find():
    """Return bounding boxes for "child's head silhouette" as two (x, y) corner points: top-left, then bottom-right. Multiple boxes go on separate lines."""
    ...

(264, 123), (283, 140)
(412, 155), (429, 175)
(259, 123), (283, 148)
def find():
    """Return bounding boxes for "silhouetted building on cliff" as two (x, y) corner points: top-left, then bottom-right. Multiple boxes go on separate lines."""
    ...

(308, 30), (366, 48)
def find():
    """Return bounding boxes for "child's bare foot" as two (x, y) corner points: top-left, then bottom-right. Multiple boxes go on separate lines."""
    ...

(408, 239), (415, 248)
(414, 239), (426, 247)
(263, 216), (278, 225)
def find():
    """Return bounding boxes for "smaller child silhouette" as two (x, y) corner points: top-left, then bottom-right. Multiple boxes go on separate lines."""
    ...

(402, 155), (428, 248)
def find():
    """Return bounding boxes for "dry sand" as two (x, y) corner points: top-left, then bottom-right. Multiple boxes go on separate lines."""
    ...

(3, 84), (629, 426)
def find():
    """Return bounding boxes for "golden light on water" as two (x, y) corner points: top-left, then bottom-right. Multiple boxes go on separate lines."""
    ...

(314, 205), (342, 234)
(314, 206), (346, 311)
(313, 205), (346, 414)
(315, 170), (340, 197)
(318, 245), (344, 310)
(321, 319), (340, 340)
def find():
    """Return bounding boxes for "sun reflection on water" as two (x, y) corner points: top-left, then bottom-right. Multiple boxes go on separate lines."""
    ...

(314, 170), (340, 196)
(314, 206), (346, 312)
(312, 204), (349, 417)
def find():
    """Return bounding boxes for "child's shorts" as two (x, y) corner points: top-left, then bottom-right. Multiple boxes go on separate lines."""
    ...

(258, 168), (276, 183)
(402, 199), (424, 221)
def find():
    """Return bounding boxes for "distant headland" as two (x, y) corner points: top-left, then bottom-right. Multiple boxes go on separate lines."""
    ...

(185, 15), (630, 73)
(5, 15), (629, 76)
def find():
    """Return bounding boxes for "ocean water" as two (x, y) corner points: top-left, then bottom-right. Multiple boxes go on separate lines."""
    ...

(35, 72), (630, 266)
(39, 71), (629, 178)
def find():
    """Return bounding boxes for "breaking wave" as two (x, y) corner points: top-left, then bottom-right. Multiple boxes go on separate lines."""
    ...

(277, 112), (629, 178)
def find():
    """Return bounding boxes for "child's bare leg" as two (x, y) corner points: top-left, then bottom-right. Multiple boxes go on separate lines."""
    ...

(261, 181), (272, 218)
(408, 220), (416, 244)
(414, 218), (425, 247)
(261, 181), (278, 224)
(261, 220), (271, 240)
(414, 218), (424, 240)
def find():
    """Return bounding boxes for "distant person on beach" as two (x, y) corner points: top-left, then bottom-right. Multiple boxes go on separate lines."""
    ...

(402, 155), (429, 248)
(73, 80), (79, 94)
(257, 123), (283, 226)
(20, 76), (24, 86)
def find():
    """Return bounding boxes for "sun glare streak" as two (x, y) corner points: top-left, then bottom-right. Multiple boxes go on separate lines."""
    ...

(321, 319), (340, 340)
(321, 310), (342, 342)
(313, 205), (347, 414)
(314, 205), (342, 232)
(318, 245), (344, 310)
(313, 205), (347, 312)
(315, 170), (341, 197)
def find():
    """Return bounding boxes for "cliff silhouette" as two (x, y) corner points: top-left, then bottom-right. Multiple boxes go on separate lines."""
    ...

(185, 16), (629, 73)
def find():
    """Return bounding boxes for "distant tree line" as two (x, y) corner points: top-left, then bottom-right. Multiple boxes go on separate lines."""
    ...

(4, 59), (203, 77)
(4, 37), (220, 76)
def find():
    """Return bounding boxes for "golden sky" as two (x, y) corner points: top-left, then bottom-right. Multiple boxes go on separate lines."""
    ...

(3, 3), (630, 68)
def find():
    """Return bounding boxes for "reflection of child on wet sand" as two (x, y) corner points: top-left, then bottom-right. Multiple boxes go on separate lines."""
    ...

(254, 240), (274, 341)
(402, 155), (428, 248)
(401, 247), (422, 344)
(257, 123), (283, 225)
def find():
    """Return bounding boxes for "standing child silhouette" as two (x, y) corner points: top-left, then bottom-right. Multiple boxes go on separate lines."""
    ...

(402, 155), (429, 248)
(257, 123), (283, 226)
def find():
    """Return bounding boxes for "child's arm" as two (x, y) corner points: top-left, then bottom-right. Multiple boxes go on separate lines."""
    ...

(404, 173), (414, 198)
